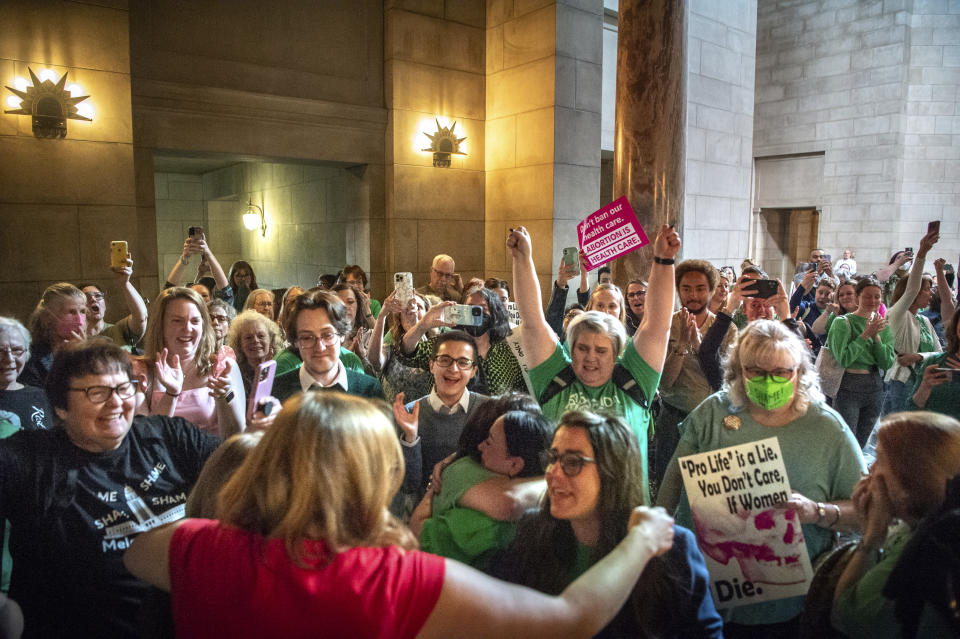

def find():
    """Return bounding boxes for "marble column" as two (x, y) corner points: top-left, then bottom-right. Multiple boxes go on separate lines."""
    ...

(611, 0), (686, 284)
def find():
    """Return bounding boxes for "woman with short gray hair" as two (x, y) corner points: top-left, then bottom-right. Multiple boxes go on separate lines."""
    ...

(0, 317), (52, 430)
(508, 224), (681, 503)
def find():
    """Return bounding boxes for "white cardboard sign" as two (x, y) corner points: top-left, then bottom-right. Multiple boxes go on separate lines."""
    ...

(678, 437), (813, 609)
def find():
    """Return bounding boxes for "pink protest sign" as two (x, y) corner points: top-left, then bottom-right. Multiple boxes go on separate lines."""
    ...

(576, 197), (649, 270)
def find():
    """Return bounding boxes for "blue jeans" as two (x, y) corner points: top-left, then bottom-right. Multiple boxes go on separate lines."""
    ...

(882, 379), (913, 416)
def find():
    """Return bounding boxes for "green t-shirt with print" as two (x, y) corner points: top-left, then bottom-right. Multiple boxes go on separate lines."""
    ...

(529, 339), (661, 500)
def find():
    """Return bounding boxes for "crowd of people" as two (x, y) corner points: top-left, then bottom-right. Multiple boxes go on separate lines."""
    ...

(0, 222), (957, 639)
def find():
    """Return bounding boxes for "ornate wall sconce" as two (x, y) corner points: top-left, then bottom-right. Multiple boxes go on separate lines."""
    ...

(4, 68), (92, 139)
(242, 198), (267, 237)
(422, 119), (466, 168)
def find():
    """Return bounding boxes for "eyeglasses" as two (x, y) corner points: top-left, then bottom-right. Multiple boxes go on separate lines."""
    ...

(433, 355), (475, 369)
(0, 347), (26, 358)
(541, 450), (596, 477)
(627, 291), (646, 299)
(744, 366), (797, 379)
(296, 332), (340, 349)
(68, 381), (137, 403)
(85, 292), (104, 301)
(432, 268), (455, 280)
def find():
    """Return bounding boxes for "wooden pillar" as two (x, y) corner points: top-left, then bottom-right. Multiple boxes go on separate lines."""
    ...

(611, 0), (686, 284)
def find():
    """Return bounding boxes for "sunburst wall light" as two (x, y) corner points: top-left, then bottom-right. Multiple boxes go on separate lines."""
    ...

(422, 119), (466, 168)
(5, 67), (92, 139)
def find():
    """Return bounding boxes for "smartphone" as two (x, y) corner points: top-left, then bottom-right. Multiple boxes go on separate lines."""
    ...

(750, 279), (779, 299)
(562, 247), (580, 276)
(798, 262), (812, 273)
(246, 360), (277, 422)
(110, 241), (128, 269)
(188, 226), (204, 238)
(928, 220), (940, 235)
(443, 304), (483, 326)
(935, 368), (960, 381)
(394, 272), (414, 304)
(905, 247), (913, 255)
(823, 254), (831, 264)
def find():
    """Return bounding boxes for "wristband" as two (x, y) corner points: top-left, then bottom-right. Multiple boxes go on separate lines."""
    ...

(165, 390), (181, 398)
(828, 503), (841, 528)
(222, 390), (235, 404)
(653, 256), (675, 265)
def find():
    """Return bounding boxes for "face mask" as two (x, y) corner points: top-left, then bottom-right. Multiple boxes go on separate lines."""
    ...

(464, 313), (491, 338)
(56, 314), (85, 339)
(744, 375), (794, 411)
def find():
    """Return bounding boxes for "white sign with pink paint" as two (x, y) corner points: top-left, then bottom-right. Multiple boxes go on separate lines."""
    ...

(577, 196), (650, 270)
(678, 437), (813, 609)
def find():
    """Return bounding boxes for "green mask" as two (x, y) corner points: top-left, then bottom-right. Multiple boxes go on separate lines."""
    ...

(744, 375), (794, 410)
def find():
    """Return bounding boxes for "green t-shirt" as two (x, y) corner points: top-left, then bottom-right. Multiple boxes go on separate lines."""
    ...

(672, 392), (866, 625)
(0, 418), (17, 593)
(908, 352), (960, 420)
(529, 339), (661, 500)
(419, 458), (515, 567)
(826, 314), (896, 370)
(569, 540), (597, 582)
(273, 347), (365, 377)
(99, 316), (143, 351)
(833, 524), (911, 639)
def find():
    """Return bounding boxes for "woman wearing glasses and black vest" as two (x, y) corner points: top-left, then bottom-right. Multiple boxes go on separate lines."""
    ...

(492, 410), (722, 639)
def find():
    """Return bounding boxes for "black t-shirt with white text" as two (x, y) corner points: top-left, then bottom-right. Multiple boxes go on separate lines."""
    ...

(0, 415), (220, 638)
(0, 385), (52, 430)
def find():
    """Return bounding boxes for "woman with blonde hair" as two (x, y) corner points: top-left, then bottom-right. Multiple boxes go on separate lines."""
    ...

(242, 288), (274, 320)
(124, 392), (677, 639)
(659, 320), (866, 636)
(226, 310), (283, 396)
(19, 283), (87, 387)
(585, 282), (627, 325)
(367, 291), (437, 401)
(135, 287), (245, 437)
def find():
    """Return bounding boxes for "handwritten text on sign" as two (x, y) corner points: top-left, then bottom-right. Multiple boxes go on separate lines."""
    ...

(576, 197), (649, 270)
(678, 437), (813, 609)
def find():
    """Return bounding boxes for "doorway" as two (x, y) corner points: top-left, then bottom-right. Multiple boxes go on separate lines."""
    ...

(756, 208), (819, 283)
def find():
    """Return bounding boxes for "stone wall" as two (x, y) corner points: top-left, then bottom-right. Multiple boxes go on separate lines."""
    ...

(485, 0), (603, 303)
(901, 1), (960, 257)
(205, 162), (367, 291)
(156, 162), (366, 293)
(384, 0), (486, 295)
(683, 0), (757, 265)
(130, 0), (388, 295)
(754, 0), (960, 275)
(0, 1), (138, 324)
(154, 172), (207, 290)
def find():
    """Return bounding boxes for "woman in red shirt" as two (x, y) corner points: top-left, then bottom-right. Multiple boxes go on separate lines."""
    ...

(124, 392), (675, 639)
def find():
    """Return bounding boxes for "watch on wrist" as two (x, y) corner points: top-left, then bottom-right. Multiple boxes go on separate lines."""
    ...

(816, 502), (827, 524)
